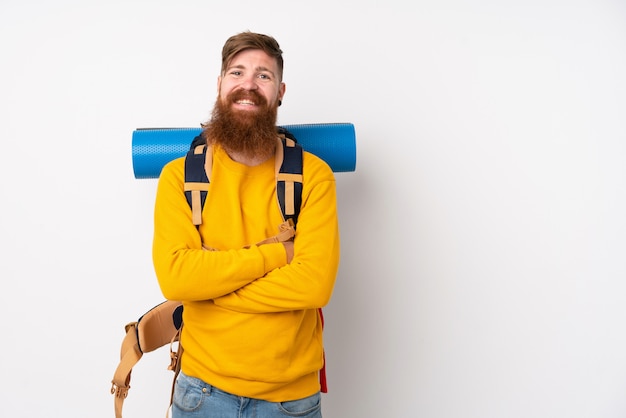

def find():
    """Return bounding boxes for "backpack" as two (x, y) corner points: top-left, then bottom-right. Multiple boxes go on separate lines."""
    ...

(111, 127), (327, 418)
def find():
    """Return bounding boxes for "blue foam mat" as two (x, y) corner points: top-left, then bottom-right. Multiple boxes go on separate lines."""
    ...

(132, 123), (357, 179)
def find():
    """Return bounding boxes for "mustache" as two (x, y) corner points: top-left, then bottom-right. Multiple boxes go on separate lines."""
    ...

(228, 89), (268, 106)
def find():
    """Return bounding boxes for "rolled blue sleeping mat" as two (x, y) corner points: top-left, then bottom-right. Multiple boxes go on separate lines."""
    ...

(132, 123), (357, 179)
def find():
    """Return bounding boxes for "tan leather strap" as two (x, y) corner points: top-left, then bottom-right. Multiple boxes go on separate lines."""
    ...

(111, 322), (143, 418)
(255, 219), (296, 246)
(167, 329), (184, 418)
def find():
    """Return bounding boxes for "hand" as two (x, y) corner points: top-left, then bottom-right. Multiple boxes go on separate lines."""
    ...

(282, 240), (294, 264)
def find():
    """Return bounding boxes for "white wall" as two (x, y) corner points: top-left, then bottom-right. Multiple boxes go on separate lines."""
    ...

(1, 1), (625, 417)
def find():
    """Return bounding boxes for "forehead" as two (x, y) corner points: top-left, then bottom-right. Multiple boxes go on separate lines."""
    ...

(226, 49), (279, 72)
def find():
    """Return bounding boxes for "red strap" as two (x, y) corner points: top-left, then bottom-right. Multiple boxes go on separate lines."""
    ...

(318, 308), (327, 393)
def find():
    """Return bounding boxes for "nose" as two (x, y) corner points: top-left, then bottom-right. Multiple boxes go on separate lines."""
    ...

(240, 75), (258, 90)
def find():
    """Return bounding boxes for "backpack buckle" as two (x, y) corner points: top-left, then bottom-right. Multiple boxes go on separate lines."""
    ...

(110, 382), (129, 399)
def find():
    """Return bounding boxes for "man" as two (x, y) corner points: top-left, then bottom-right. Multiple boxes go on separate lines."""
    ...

(152, 31), (340, 417)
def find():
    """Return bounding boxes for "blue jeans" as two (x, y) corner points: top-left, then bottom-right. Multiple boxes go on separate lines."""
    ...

(172, 371), (322, 418)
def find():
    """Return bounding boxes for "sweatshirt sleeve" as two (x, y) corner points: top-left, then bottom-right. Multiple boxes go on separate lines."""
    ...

(152, 158), (287, 301)
(212, 153), (340, 313)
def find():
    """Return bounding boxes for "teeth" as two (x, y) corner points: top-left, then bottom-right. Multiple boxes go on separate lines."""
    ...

(237, 99), (255, 105)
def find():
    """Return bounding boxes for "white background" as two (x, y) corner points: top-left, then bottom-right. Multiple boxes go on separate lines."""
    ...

(1, 1), (625, 417)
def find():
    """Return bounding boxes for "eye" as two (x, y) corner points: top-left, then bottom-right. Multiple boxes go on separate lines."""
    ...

(258, 73), (271, 80)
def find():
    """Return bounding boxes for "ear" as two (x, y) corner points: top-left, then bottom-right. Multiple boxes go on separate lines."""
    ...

(278, 82), (286, 102)
(217, 75), (222, 93)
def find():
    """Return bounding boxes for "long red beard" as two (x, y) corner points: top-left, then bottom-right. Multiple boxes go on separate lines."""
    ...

(202, 90), (279, 161)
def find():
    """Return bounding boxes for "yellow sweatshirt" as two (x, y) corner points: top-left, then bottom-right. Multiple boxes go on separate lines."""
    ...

(152, 144), (340, 401)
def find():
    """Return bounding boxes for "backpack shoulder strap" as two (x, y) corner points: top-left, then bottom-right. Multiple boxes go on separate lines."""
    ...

(184, 135), (212, 226)
(276, 130), (303, 226)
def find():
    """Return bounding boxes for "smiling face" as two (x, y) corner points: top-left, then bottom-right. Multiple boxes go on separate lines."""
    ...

(202, 48), (286, 164)
(217, 48), (286, 113)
